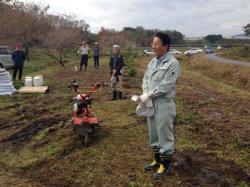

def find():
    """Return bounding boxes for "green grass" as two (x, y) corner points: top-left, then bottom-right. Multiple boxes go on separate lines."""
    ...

(220, 46), (250, 62)
(180, 60), (250, 97)
(43, 143), (62, 157)
(237, 181), (249, 187)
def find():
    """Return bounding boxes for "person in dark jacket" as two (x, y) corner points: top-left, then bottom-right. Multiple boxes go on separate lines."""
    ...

(109, 44), (124, 100)
(12, 43), (26, 80)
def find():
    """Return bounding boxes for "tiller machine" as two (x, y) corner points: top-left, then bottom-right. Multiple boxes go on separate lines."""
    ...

(68, 80), (107, 146)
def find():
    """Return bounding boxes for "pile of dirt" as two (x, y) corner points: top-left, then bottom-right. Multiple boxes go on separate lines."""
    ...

(1, 114), (65, 144)
(173, 150), (249, 186)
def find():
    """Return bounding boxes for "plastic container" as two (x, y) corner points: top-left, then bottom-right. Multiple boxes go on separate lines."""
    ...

(25, 76), (33, 87)
(33, 75), (43, 87)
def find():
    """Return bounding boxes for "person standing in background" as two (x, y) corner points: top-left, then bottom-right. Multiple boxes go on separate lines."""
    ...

(92, 42), (100, 69)
(109, 44), (125, 100)
(12, 43), (26, 81)
(77, 41), (89, 71)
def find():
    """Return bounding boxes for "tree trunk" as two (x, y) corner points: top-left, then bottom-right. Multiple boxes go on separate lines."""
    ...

(44, 50), (65, 67)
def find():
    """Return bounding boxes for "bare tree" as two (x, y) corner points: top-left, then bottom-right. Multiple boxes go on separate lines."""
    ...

(97, 27), (134, 49)
(42, 27), (82, 67)
(0, 0), (89, 66)
(0, 0), (51, 60)
(42, 14), (87, 66)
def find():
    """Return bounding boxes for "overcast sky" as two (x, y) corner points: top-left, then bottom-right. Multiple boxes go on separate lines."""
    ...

(19, 0), (250, 37)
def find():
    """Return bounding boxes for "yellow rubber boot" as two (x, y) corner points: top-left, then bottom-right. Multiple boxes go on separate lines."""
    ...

(144, 159), (160, 171)
(153, 164), (166, 179)
(158, 164), (165, 173)
(145, 147), (161, 171)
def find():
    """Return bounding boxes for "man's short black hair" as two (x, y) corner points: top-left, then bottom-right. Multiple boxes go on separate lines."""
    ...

(155, 32), (171, 46)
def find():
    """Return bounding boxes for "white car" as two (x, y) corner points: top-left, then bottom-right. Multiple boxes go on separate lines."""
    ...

(184, 48), (203, 55)
(169, 49), (182, 55)
(144, 49), (155, 56)
(217, 45), (222, 50)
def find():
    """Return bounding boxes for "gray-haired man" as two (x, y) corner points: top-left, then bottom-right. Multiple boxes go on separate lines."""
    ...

(109, 44), (124, 100)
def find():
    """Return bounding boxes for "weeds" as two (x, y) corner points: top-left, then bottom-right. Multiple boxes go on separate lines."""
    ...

(175, 113), (194, 125)
(221, 46), (250, 61)
(43, 144), (61, 157)
(181, 56), (250, 91)
(237, 181), (249, 187)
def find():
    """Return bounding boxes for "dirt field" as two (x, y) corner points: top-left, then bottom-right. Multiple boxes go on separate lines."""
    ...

(0, 54), (249, 187)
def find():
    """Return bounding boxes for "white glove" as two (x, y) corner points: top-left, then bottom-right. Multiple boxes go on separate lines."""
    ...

(140, 93), (150, 103)
(111, 76), (116, 83)
(145, 98), (153, 107)
(131, 95), (140, 102)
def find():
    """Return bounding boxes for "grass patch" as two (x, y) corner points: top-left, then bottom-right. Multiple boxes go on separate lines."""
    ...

(220, 46), (250, 62)
(237, 181), (249, 187)
(43, 143), (61, 157)
(180, 55), (250, 92)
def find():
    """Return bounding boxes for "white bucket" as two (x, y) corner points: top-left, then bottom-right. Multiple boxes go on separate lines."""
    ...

(25, 76), (33, 87)
(33, 75), (43, 87)
(37, 75), (43, 85)
(74, 65), (78, 72)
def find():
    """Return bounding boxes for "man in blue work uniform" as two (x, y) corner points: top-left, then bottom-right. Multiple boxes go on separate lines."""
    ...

(133, 32), (181, 179)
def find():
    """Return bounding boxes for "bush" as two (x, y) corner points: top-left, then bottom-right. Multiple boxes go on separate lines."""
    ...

(121, 48), (138, 77)
(241, 46), (250, 58)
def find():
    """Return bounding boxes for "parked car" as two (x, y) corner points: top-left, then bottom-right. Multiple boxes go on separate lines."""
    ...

(169, 49), (182, 55)
(143, 49), (155, 56)
(217, 45), (222, 50)
(0, 45), (13, 68)
(184, 48), (203, 55)
(205, 47), (214, 53)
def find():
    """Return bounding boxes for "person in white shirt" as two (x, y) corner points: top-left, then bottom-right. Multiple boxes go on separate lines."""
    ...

(77, 41), (89, 71)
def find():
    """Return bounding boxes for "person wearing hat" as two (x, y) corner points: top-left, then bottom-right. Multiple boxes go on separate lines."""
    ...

(109, 44), (124, 100)
(92, 42), (101, 69)
(77, 41), (89, 71)
(132, 32), (181, 179)
(12, 43), (26, 81)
